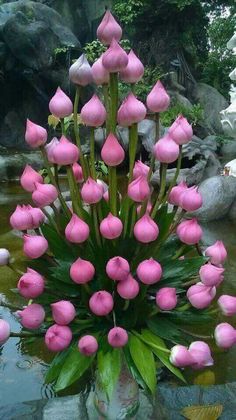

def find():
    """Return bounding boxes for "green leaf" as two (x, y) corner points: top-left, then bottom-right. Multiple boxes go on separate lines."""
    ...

(129, 334), (156, 394)
(45, 348), (71, 383)
(161, 256), (207, 282)
(97, 348), (121, 400)
(40, 224), (75, 261)
(147, 316), (191, 345)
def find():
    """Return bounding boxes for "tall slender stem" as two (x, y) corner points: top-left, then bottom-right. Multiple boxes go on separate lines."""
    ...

(66, 165), (83, 217)
(164, 146), (183, 202)
(108, 73), (118, 215)
(128, 123), (138, 183)
(73, 85), (87, 179)
(147, 113), (160, 182)
(151, 163), (168, 219)
(41, 208), (60, 233)
(90, 127), (96, 179)
(129, 204), (137, 237)
(109, 167), (117, 215)
(102, 84), (110, 133)
(92, 205), (102, 247)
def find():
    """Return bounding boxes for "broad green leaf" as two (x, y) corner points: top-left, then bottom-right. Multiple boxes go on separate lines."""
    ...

(161, 256), (206, 282)
(123, 347), (148, 392)
(45, 348), (71, 383)
(182, 404), (223, 420)
(129, 334), (156, 394)
(147, 317), (191, 345)
(40, 224), (75, 261)
(97, 348), (121, 400)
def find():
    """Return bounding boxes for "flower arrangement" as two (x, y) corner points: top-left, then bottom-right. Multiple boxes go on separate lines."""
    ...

(1, 10), (236, 415)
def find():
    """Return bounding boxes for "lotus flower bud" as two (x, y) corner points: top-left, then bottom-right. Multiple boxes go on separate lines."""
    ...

(65, 214), (90, 244)
(133, 160), (150, 179)
(81, 94), (106, 127)
(20, 165), (43, 192)
(187, 282), (216, 309)
(69, 54), (93, 86)
(137, 258), (162, 285)
(199, 263), (224, 287)
(10, 205), (33, 231)
(17, 268), (45, 299)
(106, 256), (130, 281)
(23, 234), (48, 259)
(205, 240), (227, 266)
(103, 189), (109, 202)
(97, 11), (122, 45)
(89, 290), (114, 316)
(128, 176), (150, 202)
(218, 295), (236, 316)
(51, 136), (79, 166)
(153, 134), (179, 164)
(117, 274), (139, 299)
(102, 38), (128, 73)
(100, 213), (123, 239)
(156, 287), (177, 310)
(214, 323), (236, 349)
(134, 214), (159, 243)
(146, 81), (170, 113)
(45, 324), (72, 352)
(176, 218), (202, 245)
(28, 206), (45, 228)
(0, 249), (10, 266)
(108, 327), (128, 348)
(51, 301), (76, 325)
(81, 177), (104, 204)
(17, 303), (45, 329)
(32, 182), (58, 207)
(189, 341), (214, 369)
(170, 345), (194, 367)
(169, 115), (193, 145)
(101, 133), (125, 167)
(70, 257), (95, 284)
(78, 335), (98, 356)
(120, 50), (144, 83)
(179, 186), (203, 212)
(168, 181), (188, 206)
(45, 137), (59, 164)
(117, 92), (146, 127)
(72, 162), (84, 183)
(25, 119), (47, 148)
(0, 320), (10, 345)
(92, 54), (110, 85)
(49, 87), (73, 118)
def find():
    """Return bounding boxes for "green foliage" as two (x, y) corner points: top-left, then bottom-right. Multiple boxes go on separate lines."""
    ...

(119, 65), (164, 101)
(114, 0), (145, 25)
(97, 348), (121, 400)
(129, 334), (156, 394)
(161, 102), (203, 127)
(84, 39), (131, 63)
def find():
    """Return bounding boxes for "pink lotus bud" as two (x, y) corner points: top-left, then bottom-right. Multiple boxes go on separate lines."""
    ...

(0, 319), (10, 344)
(65, 214), (90, 243)
(0, 249), (10, 266)
(102, 38), (128, 73)
(170, 345), (194, 367)
(69, 54), (93, 86)
(27, 206), (45, 229)
(23, 234), (48, 259)
(89, 290), (114, 316)
(169, 115), (193, 145)
(78, 335), (98, 356)
(156, 287), (177, 310)
(187, 282), (216, 309)
(117, 92), (146, 127)
(120, 50), (144, 83)
(199, 263), (224, 287)
(106, 256), (130, 281)
(218, 295), (236, 316)
(51, 136), (79, 166)
(49, 87), (73, 118)
(101, 133), (125, 167)
(189, 341), (213, 369)
(17, 303), (45, 329)
(108, 327), (128, 348)
(214, 323), (236, 349)
(45, 137), (59, 164)
(70, 257), (95, 284)
(137, 258), (162, 285)
(17, 268), (45, 299)
(179, 186), (203, 212)
(117, 274), (139, 299)
(133, 160), (150, 179)
(45, 324), (72, 352)
(146, 81), (170, 113)
(134, 214), (159, 243)
(153, 134), (179, 164)
(205, 241), (227, 266)
(10, 205), (33, 231)
(168, 181), (188, 206)
(176, 218), (202, 245)
(97, 11), (122, 45)
(51, 300), (76, 325)
(100, 213), (123, 239)
(72, 162), (84, 183)
(20, 165), (43, 192)
(92, 54), (110, 85)
(128, 176), (150, 202)
(25, 119), (47, 149)
(81, 177), (104, 204)
(81, 94), (106, 127)
(103, 189), (109, 202)
(32, 182), (58, 207)
(137, 201), (152, 215)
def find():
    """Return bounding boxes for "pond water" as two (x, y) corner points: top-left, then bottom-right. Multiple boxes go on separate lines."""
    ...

(0, 182), (236, 406)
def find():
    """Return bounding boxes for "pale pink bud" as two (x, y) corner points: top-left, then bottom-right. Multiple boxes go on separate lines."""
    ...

(169, 115), (193, 145)
(187, 282), (216, 309)
(51, 301), (76, 325)
(214, 323), (236, 349)
(89, 290), (114, 316)
(51, 136), (79, 166)
(205, 240), (227, 266)
(45, 137), (59, 164)
(100, 213), (123, 239)
(199, 263), (224, 287)
(69, 54), (93, 86)
(133, 160), (150, 179)
(137, 201), (152, 215)
(17, 268), (45, 299)
(92, 54), (110, 85)
(97, 11), (122, 45)
(23, 234), (48, 259)
(45, 324), (72, 351)
(65, 214), (90, 243)
(20, 165), (43, 192)
(177, 218), (202, 245)
(25, 119), (47, 149)
(108, 327), (128, 348)
(117, 274), (139, 299)
(134, 214), (159, 243)
(179, 186), (203, 212)
(81, 94), (106, 127)
(72, 162), (84, 183)
(81, 177), (104, 204)
(32, 182), (58, 207)
(78, 335), (98, 356)
(218, 295), (236, 316)
(189, 341), (214, 369)
(137, 258), (162, 285)
(128, 176), (150, 202)
(120, 50), (144, 83)
(70, 257), (95, 284)
(49, 87), (73, 118)
(10, 205), (34, 231)
(17, 303), (45, 329)
(106, 256), (130, 281)
(156, 287), (177, 310)
(102, 38), (128, 72)
(27, 206), (45, 229)
(0, 249), (10, 266)
(146, 81), (170, 113)
(170, 345), (194, 367)
(0, 320), (10, 345)
(101, 133), (125, 166)
(168, 181), (188, 206)
(153, 134), (179, 164)
(117, 92), (146, 127)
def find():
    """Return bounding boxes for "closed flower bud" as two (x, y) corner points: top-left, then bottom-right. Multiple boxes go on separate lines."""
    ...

(32, 182), (58, 207)
(101, 133), (125, 166)
(20, 165), (43, 192)
(133, 160), (150, 179)
(65, 214), (90, 243)
(134, 214), (159, 243)
(78, 335), (98, 356)
(28, 206), (45, 228)
(120, 50), (144, 83)
(17, 268), (45, 299)
(189, 341), (213, 369)
(100, 213), (123, 239)
(92, 54), (110, 85)
(187, 282), (216, 309)
(0, 320), (10, 345)
(108, 327), (128, 348)
(51, 301), (76, 325)
(168, 181), (188, 206)
(23, 234), (48, 259)
(214, 323), (236, 349)
(128, 176), (150, 202)
(81, 177), (104, 204)
(70, 257), (95, 284)
(0, 249), (10, 266)
(72, 162), (84, 183)
(51, 136), (79, 166)
(117, 274), (139, 299)
(45, 324), (72, 352)
(176, 218), (202, 245)
(17, 303), (45, 329)
(49, 87), (73, 118)
(97, 11), (122, 45)
(153, 134), (179, 164)
(170, 345), (194, 367)
(137, 258), (162, 285)
(69, 54), (93, 86)
(179, 186), (202, 212)
(205, 240), (227, 266)
(10, 205), (34, 231)
(25, 119), (47, 149)
(81, 94), (106, 127)
(102, 38), (128, 72)
(218, 295), (236, 316)
(146, 81), (170, 113)
(199, 263), (224, 287)
(117, 92), (146, 127)
(156, 287), (177, 310)
(45, 137), (59, 164)
(89, 290), (114, 316)
(106, 256), (130, 281)
(169, 115), (193, 145)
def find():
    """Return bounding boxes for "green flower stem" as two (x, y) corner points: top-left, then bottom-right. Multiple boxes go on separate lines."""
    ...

(83, 283), (93, 296)
(151, 163), (168, 219)
(66, 165), (83, 217)
(60, 118), (66, 135)
(92, 205), (102, 247)
(90, 127), (96, 179)
(108, 73), (118, 215)
(180, 329), (212, 340)
(172, 244), (186, 260)
(147, 113), (160, 182)
(109, 166), (117, 215)
(164, 146), (183, 202)
(129, 204), (137, 238)
(133, 331), (170, 353)
(41, 208), (60, 233)
(128, 123), (138, 183)
(102, 84), (110, 133)
(0, 300), (22, 311)
(53, 164), (59, 188)
(7, 262), (24, 276)
(73, 86), (87, 179)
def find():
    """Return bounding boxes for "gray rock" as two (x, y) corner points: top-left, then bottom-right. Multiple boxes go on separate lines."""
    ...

(202, 135), (218, 152)
(221, 139), (236, 160)
(0, 150), (43, 181)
